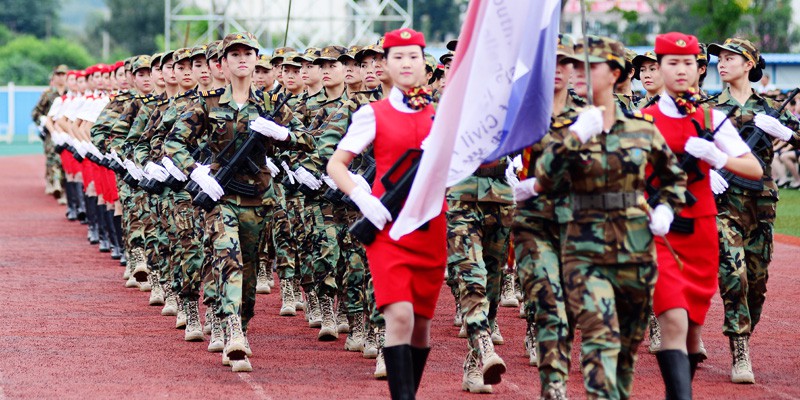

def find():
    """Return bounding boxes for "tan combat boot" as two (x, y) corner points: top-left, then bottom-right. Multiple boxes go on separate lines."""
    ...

(648, 313), (662, 353)
(306, 291), (322, 328)
(279, 279), (297, 316)
(231, 356), (253, 372)
(525, 322), (538, 366)
(161, 287), (178, 316)
(462, 351), (493, 393)
(224, 314), (248, 361)
(363, 324), (378, 359)
(336, 298), (350, 333)
(458, 321), (467, 338)
(477, 331), (506, 385)
(500, 273), (519, 307)
(203, 307), (213, 334)
(344, 313), (365, 352)
(453, 295), (463, 327)
(317, 294), (338, 341)
(207, 310), (224, 352)
(491, 320), (504, 345)
(175, 298), (187, 329)
(130, 247), (150, 282)
(730, 335), (755, 384)
(148, 272), (165, 306)
(541, 381), (568, 400)
(374, 347), (387, 380)
(293, 279), (305, 311)
(124, 260), (139, 288)
(267, 261), (275, 288)
(255, 261), (271, 294)
(184, 300), (204, 341)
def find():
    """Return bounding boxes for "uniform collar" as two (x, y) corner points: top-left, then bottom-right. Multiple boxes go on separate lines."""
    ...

(658, 92), (686, 118)
(718, 86), (761, 107)
(219, 84), (259, 106)
(389, 86), (417, 113)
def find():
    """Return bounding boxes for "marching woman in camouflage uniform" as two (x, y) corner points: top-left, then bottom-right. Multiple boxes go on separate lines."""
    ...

(533, 36), (687, 400)
(328, 28), (442, 400)
(511, 33), (583, 400)
(640, 32), (762, 400)
(707, 37), (800, 384)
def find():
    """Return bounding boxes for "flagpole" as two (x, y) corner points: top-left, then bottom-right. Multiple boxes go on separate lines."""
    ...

(283, 0), (293, 47)
(579, 0), (593, 105)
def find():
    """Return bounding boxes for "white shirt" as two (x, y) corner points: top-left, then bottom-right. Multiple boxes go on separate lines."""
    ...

(337, 87), (420, 155)
(658, 94), (750, 158)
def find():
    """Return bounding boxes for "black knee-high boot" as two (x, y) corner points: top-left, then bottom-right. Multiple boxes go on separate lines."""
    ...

(75, 184), (87, 223)
(85, 196), (99, 244)
(97, 204), (111, 252)
(65, 182), (78, 220)
(114, 214), (126, 265)
(108, 209), (122, 259)
(410, 346), (430, 394)
(383, 345), (415, 400)
(688, 353), (704, 381)
(656, 349), (692, 400)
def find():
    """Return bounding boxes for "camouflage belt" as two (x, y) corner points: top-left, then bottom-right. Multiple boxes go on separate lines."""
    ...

(571, 191), (640, 211)
(474, 165), (505, 177)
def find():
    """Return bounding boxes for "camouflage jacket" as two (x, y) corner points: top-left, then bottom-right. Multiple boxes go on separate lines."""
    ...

(123, 93), (165, 162)
(708, 87), (800, 199)
(164, 84), (307, 206)
(614, 92), (640, 113)
(139, 89), (198, 165)
(516, 94), (585, 223)
(90, 90), (134, 153)
(107, 93), (159, 159)
(535, 104), (687, 265)
(446, 157), (514, 204)
(32, 87), (63, 123)
(297, 90), (349, 177)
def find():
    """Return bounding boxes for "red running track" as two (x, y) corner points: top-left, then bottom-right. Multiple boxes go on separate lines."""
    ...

(1, 154), (799, 399)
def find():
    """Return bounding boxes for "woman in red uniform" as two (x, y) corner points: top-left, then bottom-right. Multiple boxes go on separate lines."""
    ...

(327, 28), (443, 400)
(640, 32), (763, 399)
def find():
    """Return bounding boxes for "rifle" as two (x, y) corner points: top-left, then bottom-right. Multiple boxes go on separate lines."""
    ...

(192, 95), (291, 211)
(719, 87), (800, 191)
(323, 154), (376, 209)
(349, 149), (423, 245)
(162, 145), (209, 192)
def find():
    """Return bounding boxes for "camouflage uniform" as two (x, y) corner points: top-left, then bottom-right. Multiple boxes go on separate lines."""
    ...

(709, 86), (800, 337)
(32, 79), (67, 196)
(512, 93), (583, 395)
(447, 159), (514, 366)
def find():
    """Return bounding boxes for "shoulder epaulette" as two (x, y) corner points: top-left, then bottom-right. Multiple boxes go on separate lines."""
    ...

(551, 117), (576, 129)
(699, 93), (720, 105)
(625, 109), (655, 123)
(199, 88), (225, 98)
(156, 98), (170, 106)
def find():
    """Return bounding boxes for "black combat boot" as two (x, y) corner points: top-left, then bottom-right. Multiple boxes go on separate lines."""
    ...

(656, 349), (692, 400)
(65, 182), (78, 221)
(114, 214), (125, 262)
(410, 346), (430, 395)
(85, 196), (99, 244)
(76, 184), (87, 223)
(383, 344), (415, 400)
(97, 203), (111, 252)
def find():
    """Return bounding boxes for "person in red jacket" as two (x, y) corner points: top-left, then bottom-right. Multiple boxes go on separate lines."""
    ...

(640, 32), (763, 399)
(327, 28), (442, 400)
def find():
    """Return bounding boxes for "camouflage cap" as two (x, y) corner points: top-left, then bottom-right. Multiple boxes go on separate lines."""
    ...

(632, 51), (657, 80)
(280, 52), (303, 68)
(439, 51), (454, 65)
(697, 43), (708, 63)
(270, 47), (296, 64)
(355, 39), (385, 63)
(190, 44), (208, 59)
(557, 34), (575, 57)
(161, 50), (175, 67)
(172, 47), (193, 64)
(314, 45), (348, 64)
(624, 48), (638, 67)
(295, 47), (322, 63)
(256, 54), (272, 69)
(221, 31), (260, 56)
(206, 40), (221, 60)
(339, 45), (362, 62)
(424, 53), (437, 71)
(150, 52), (164, 68)
(131, 55), (152, 74)
(708, 37), (760, 65)
(54, 64), (69, 74)
(563, 35), (625, 70)
(124, 57), (133, 72)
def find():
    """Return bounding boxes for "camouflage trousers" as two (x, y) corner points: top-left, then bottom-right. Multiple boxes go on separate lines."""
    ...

(169, 190), (205, 301)
(447, 200), (513, 352)
(256, 183), (283, 279)
(199, 208), (220, 309)
(117, 179), (134, 248)
(564, 260), (656, 400)
(303, 200), (345, 298)
(512, 211), (573, 391)
(44, 137), (64, 192)
(147, 191), (171, 286)
(207, 202), (267, 331)
(126, 186), (150, 250)
(282, 193), (308, 287)
(342, 209), (367, 315)
(716, 192), (775, 337)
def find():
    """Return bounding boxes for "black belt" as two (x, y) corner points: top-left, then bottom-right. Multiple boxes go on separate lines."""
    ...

(474, 165), (505, 178)
(670, 215), (694, 234)
(571, 192), (641, 211)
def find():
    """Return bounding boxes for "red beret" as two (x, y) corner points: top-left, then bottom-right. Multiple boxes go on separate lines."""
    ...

(85, 65), (96, 75)
(382, 28), (426, 50)
(655, 32), (700, 56)
(114, 61), (125, 71)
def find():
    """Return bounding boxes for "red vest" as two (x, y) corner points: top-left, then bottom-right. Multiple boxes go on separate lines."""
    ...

(642, 105), (717, 218)
(371, 99), (435, 197)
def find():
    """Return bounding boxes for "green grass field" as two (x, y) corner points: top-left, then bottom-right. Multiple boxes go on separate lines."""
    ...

(777, 188), (800, 237)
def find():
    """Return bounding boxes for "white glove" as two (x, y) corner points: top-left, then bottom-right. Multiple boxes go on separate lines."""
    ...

(65, 134), (77, 147)
(51, 131), (65, 146)
(265, 157), (280, 178)
(322, 175), (338, 190)
(570, 107), (604, 143)
(505, 162), (520, 188)
(349, 186), (392, 230)
(161, 157), (187, 181)
(648, 204), (674, 237)
(74, 141), (89, 157)
(250, 117), (289, 141)
(108, 149), (123, 166)
(349, 172), (372, 194)
(514, 178), (538, 202)
(512, 155), (523, 171)
(84, 141), (103, 160)
(190, 165), (224, 201)
(144, 161), (170, 182)
(123, 159), (144, 180)
(684, 137), (728, 169)
(281, 161), (297, 184)
(709, 169), (728, 195)
(295, 167), (323, 190)
(754, 114), (793, 141)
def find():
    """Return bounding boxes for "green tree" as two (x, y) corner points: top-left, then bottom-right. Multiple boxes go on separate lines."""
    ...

(413, 0), (468, 44)
(100, 0), (165, 55)
(0, 0), (60, 38)
(0, 35), (96, 85)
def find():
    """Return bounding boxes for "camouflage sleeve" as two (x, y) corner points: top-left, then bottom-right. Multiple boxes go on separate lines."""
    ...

(125, 106), (154, 164)
(90, 101), (117, 152)
(269, 101), (313, 153)
(646, 127), (687, 214)
(164, 98), (208, 176)
(31, 90), (51, 122)
(533, 126), (574, 193)
(775, 103), (800, 147)
(107, 100), (138, 159)
(150, 105), (179, 162)
(133, 107), (164, 166)
(312, 103), (351, 172)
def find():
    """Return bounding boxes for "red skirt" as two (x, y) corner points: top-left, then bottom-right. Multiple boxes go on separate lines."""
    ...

(365, 212), (447, 319)
(60, 150), (78, 175)
(103, 169), (119, 203)
(81, 159), (95, 192)
(653, 215), (719, 325)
